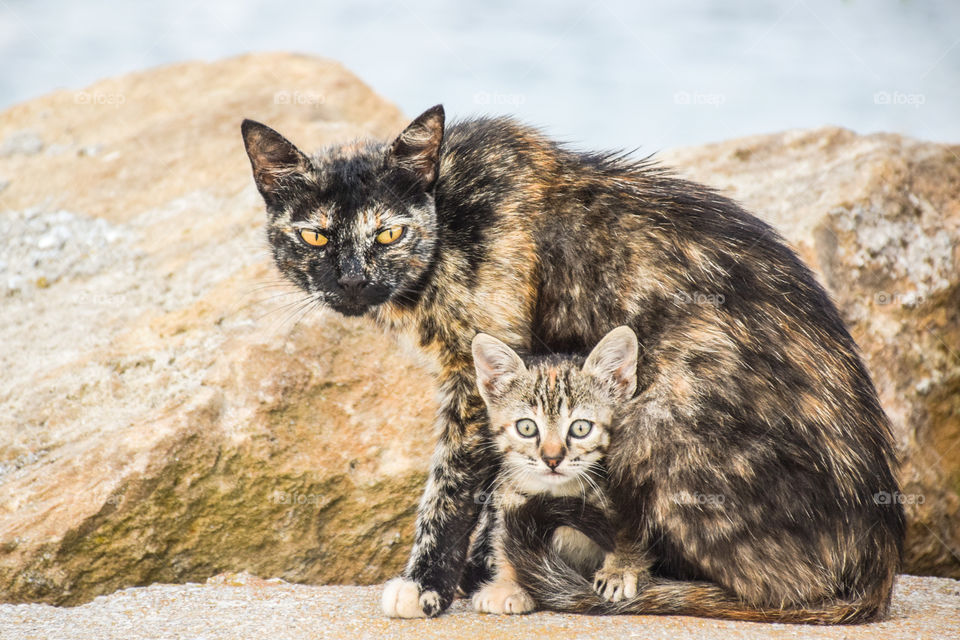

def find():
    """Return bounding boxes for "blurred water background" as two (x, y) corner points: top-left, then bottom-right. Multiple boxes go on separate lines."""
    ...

(1, 0), (957, 150)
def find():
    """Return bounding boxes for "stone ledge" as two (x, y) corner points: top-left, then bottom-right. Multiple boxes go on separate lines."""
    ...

(1, 573), (958, 640)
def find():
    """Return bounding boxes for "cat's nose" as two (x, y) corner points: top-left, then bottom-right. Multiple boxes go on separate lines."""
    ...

(542, 454), (564, 470)
(338, 274), (369, 295)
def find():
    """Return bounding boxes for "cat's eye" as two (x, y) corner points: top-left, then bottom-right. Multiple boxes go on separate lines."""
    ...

(299, 229), (328, 247)
(569, 420), (593, 438)
(376, 225), (405, 245)
(515, 419), (538, 438)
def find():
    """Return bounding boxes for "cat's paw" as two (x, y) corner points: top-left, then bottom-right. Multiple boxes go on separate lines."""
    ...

(593, 566), (641, 602)
(381, 578), (442, 618)
(472, 580), (535, 614)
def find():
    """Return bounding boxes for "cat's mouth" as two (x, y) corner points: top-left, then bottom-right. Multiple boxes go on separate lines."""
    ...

(331, 302), (371, 317)
(540, 469), (568, 482)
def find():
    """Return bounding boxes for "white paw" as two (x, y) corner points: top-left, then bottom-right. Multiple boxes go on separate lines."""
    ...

(382, 577), (435, 618)
(472, 581), (535, 615)
(593, 567), (640, 602)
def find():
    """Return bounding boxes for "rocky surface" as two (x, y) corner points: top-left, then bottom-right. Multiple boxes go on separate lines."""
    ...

(1, 573), (958, 640)
(0, 53), (958, 608)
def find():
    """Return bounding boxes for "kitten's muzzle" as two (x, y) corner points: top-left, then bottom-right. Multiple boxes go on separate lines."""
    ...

(541, 454), (564, 470)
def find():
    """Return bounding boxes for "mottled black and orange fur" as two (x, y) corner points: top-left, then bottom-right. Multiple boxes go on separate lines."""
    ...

(241, 105), (905, 622)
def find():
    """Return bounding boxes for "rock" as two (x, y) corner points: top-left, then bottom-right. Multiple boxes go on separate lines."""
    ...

(661, 129), (960, 579)
(0, 131), (43, 157)
(0, 53), (428, 606)
(0, 54), (957, 607)
(0, 574), (958, 639)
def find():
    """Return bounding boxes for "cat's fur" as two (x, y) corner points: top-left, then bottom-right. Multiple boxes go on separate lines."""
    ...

(241, 105), (905, 622)
(469, 326), (639, 614)
(475, 328), (892, 623)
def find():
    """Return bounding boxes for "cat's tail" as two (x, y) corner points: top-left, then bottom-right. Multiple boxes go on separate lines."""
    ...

(502, 497), (890, 625)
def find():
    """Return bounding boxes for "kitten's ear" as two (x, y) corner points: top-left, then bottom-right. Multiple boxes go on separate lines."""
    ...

(583, 326), (639, 401)
(472, 333), (526, 402)
(241, 119), (310, 205)
(387, 104), (445, 190)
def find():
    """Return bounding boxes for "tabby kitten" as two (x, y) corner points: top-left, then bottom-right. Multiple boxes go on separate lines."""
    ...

(241, 105), (904, 622)
(469, 326), (638, 614)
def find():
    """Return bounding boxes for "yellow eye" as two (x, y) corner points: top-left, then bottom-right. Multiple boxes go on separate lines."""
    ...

(299, 229), (328, 247)
(516, 419), (538, 438)
(569, 420), (593, 438)
(376, 225), (405, 245)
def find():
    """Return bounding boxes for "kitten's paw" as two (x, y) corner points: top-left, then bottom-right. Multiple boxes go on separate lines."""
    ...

(382, 578), (440, 618)
(593, 566), (641, 602)
(472, 580), (535, 614)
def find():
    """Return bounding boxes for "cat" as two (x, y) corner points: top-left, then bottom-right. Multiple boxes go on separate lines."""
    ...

(468, 326), (638, 614)
(241, 104), (905, 621)
(475, 327), (892, 623)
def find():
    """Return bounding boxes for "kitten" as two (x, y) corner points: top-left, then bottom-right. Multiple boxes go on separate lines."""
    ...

(241, 105), (904, 621)
(469, 326), (638, 614)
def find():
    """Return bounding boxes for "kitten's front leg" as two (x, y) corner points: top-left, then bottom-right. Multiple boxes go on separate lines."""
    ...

(472, 508), (535, 615)
(382, 374), (495, 618)
(593, 529), (653, 602)
(472, 569), (536, 615)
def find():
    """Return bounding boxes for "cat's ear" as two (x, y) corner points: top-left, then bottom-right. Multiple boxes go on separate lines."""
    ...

(241, 119), (310, 205)
(387, 104), (445, 190)
(583, 326), (638, 401)
(472, 333), (526, 403)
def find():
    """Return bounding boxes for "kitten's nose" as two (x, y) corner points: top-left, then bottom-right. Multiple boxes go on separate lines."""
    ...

(542, 454), (564, 470)
(338, 274), (369, 295)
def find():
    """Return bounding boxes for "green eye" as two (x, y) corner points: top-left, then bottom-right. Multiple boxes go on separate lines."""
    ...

(569, 420), (593, 438)
(515, 419), (538, 438)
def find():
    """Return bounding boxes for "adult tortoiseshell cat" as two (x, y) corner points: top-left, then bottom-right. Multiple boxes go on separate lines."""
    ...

(241, 105), (904, 622)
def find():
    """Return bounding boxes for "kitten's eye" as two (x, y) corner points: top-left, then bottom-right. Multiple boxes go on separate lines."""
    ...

(299, 229), (328, 247)
(515, 419), (538, 438)
(376, 225), (405, 245)
(569, 420), (593, 438)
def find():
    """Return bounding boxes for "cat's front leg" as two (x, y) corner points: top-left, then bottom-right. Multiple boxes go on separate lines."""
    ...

(472, 575), (536, 615)
(458, 493), (498, 597)
(472, 508), (535, 615)
(593, 530), (653, 603)
(382, 374), (495, 618)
